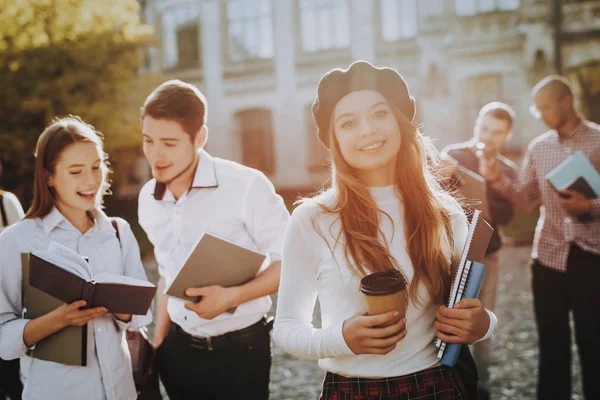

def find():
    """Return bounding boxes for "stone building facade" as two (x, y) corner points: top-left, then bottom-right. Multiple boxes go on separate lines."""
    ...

(130, 0), (600, 196)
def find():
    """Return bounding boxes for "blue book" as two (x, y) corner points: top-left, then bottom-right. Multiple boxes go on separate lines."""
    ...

(440, 261), (487, 367)
(545, 151), (600, 199)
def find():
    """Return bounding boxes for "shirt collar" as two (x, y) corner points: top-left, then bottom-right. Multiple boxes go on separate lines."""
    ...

(191, 149), (219, 189)
(559, 118), (584, 139)
(42, 206), (112, 235)
(152, 148), (219, 201)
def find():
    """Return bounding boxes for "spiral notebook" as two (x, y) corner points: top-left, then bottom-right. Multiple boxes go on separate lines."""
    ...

(435, 210), (493, 356)
(440, 261), (487, 366)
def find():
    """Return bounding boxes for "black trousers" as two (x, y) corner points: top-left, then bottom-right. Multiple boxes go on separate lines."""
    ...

(0, 358), (22, 400)
(532, 245), (600, 400)
(157, 323), (272, 400)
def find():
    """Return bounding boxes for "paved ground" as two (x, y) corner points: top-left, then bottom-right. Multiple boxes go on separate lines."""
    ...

(143, 244), (584, 400)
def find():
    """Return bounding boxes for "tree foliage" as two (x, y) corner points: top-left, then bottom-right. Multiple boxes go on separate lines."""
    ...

(0, 0), (159, 202)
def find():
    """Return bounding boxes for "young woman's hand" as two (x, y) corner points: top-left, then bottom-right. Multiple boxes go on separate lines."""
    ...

(434, 298), (490, 344)
(342, 311), (407, 355)
(51, 300), (108, 329)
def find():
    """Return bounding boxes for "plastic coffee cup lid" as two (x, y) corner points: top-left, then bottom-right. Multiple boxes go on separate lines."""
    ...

(359, 269), (407, 296)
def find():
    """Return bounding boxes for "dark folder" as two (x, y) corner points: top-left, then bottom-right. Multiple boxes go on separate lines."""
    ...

(29, 254), (156, 315)
(21, 253), (87, 366)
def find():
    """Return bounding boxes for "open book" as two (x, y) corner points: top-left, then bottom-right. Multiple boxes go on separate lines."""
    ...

(436, 210), (493, 357)
(545, 151), (600, 199)
(30, 242), (156, 315)
(165, 232), (267, 306)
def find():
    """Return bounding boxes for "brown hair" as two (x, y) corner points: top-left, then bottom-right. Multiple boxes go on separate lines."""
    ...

(25, 116), (110, 219)
(477, 102), (515, 130)
(140, 79), (207, 140)
(303, 99), (459, 307)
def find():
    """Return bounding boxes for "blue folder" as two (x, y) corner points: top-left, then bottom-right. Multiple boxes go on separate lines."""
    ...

(441, 261), (487, 367)
(545, 151), (600, 199)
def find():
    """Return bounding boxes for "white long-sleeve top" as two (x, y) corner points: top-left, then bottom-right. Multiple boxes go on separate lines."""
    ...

(0, 207), (152, 400)
(273, 185), (497, 378)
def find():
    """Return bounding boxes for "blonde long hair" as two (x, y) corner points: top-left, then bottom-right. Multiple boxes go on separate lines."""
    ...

(304, 100), (457, 307)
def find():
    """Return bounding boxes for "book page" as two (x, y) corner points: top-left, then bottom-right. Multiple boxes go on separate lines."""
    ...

(92, 273), (154, 287)
(32, 242), (91, 279)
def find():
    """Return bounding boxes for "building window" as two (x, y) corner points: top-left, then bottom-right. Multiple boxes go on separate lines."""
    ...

(305, 105), (330, 171)
(161, 2), (201, 70)
(299, 0), (350, 53)
(226, 0), (274, 63)
(455, 0), (519, 16)
(380, 0), (418, 42)
(235, 109), (276, 175)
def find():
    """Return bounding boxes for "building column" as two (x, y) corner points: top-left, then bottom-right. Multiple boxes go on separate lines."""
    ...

(272, 0), (306, 188)
(200, 0), (231, 159)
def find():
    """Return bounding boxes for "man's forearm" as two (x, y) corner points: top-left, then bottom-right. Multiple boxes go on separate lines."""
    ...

(232, 261), (281, 307)
(153, 277), (171, 347)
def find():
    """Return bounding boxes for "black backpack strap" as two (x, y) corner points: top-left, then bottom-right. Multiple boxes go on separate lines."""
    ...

(111, 218), (121, 247)
(0, 192), (7, 227)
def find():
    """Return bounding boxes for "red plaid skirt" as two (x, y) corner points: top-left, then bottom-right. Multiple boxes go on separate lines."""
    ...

(320, 365), (466, 400)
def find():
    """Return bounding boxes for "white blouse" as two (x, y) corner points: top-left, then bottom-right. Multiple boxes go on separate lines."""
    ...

(0, 207), (152, 400)
(274, 185), (497, 378)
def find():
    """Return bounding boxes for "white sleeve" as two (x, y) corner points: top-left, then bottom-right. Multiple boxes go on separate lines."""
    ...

(473, 309), (497, 343)
(273, 205), (354, 360)
(242, 173), (290, 262)
(0, 227), (30, 360)
(113, 219), (153, 331)
(3, 192), (24, 226)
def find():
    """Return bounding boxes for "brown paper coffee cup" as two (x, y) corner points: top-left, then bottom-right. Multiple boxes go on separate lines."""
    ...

(360, 269), (408, 327)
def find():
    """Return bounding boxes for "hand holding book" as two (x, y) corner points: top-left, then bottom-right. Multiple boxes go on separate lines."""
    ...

(434, 297), (490, 344)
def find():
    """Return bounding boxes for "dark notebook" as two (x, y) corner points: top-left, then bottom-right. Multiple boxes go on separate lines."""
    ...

(21, 253), (87, 366)
(560, 176), (598, 200)
(29, 243), (156, 315)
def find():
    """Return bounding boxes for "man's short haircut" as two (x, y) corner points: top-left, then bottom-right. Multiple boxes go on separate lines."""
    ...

(531, 75), (573, 99)
(477, 101), (516, 130)
(140, 79), (207, 139)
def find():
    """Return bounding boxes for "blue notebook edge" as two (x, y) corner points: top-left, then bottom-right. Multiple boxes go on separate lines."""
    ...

(441, 261), (487, 367)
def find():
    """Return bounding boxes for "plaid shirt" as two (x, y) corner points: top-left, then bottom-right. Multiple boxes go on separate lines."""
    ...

(492, 119), (600, 272)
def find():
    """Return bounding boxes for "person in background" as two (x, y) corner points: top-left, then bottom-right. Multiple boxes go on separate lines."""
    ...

(0, 117), (152, 400)
(274, 61), (497, 399)
(480, 75), (600, 400)
(441, 102), (518, 399)
(0, 162), (25, 400)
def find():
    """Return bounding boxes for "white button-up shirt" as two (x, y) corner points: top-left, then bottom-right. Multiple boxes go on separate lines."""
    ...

(0, 208), (152, 400)
(138, 149), (290, 337)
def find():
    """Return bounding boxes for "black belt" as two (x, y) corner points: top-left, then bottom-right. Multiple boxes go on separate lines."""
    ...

(171, 317), (274, 351)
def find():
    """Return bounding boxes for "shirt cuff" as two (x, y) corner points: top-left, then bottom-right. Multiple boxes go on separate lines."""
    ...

(0, 318), (30, 360)
(473, 308), (497, 344)
(325, 320), (355, 358)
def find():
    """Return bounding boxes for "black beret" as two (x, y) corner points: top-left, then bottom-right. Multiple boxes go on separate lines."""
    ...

(311, 60), (416, 149)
